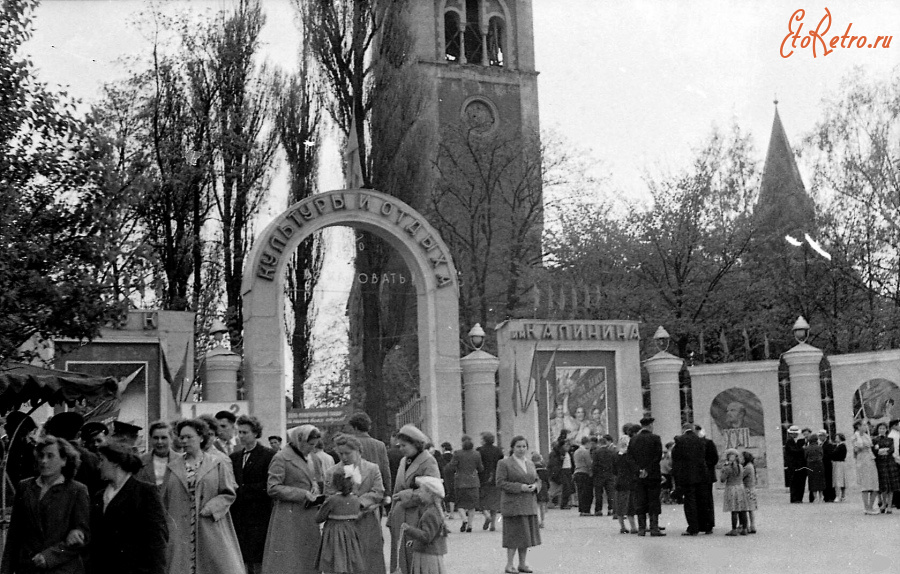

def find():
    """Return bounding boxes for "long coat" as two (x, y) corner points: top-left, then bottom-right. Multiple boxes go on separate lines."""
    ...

(671, 431), (708, 486)
(90, 476), (168, 574)
(495, 457), (540, 517)
(387, 450), (440, 574)
(261, 446), (322, 574)
(137, 450), (180, 489)
(1, 478), (90, 574)
(324, 459), (385, 574)
(627, 429), (663, 483)
(229, 444), (275, 565)
(162, 453), (244, 574)
(445, 449), (483, 489)
(351, 431), (393, 494)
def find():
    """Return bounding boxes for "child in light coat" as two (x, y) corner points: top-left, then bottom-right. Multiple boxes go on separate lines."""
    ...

(400, 476), (449, 574)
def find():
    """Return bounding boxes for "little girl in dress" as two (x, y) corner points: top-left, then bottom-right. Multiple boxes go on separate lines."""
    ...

(720, 448), (749, 536)
(315, 466), (365, 574)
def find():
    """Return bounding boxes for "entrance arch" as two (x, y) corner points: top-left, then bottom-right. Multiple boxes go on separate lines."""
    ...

(241, 189), (463, 442)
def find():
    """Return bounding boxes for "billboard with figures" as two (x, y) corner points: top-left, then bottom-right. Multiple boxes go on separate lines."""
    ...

(535, 349), (619, 452)
(708, 387), (768, 487)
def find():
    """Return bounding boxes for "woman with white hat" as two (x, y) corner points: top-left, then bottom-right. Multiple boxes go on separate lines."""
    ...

(388, 424), (440, 574)
(261, 424), (324, 574)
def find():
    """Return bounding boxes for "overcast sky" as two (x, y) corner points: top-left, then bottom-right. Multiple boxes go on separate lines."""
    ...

(27, 0), (900, 200)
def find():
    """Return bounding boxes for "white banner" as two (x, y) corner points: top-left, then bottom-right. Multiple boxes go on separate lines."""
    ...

(180, 401), (249, 420)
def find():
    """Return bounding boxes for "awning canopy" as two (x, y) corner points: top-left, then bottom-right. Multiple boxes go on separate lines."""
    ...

(0, 363), (120, 415)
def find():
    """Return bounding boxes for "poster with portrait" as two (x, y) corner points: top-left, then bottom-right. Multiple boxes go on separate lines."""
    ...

(708, 388), (767, 487)
(548, 366), (608, 446)
(853, 378), (900, 429)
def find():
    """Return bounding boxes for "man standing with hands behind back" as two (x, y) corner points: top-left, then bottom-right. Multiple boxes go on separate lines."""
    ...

(627, 417), (666, 537)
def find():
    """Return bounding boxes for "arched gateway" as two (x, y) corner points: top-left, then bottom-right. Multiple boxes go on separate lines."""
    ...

(241, 189), (463, 442)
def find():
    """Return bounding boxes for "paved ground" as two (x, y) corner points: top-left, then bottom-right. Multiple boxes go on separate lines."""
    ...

(433, 490), (898, 574)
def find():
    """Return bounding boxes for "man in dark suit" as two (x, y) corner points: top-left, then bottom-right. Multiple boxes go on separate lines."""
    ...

(347, 411), (392, 495)
(671, 423), (708, 535)
(818, 429), (836, 502)
(695, 425), (718, 533)
(591, 435), (617, 516)
(784, 425), (807, 503)
(627, 417), (665, 536)
(230, 415), (275, 574)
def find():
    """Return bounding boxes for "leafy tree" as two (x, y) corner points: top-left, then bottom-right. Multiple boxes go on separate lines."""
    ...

(0, 0), (123, 365)
(274, 47), (322, 408)
(300, 0), (426, 436)
(430, 123), (544, 330)
(803, 66), (900, 349)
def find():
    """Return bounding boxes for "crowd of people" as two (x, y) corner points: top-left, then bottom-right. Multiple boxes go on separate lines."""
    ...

(783, 420), (900, 515)
(1, 404), (896, 574)
(0, 410), (416, 574)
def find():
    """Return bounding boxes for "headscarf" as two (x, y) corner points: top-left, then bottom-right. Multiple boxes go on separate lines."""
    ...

(289, 424), (320, 446)
(415, 476), (445, 499)
(617, 435), (630, 454)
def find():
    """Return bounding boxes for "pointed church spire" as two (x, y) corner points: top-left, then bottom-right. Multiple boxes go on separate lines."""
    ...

(754, 103), (816, 241)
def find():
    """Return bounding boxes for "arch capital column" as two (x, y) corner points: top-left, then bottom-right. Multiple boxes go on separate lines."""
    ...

(461, 349), (499, 436)
(783, 342), (824, 431)
(644, 351), (684, 444)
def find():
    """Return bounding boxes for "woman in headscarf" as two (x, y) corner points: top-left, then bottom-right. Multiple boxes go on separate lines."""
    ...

(262, 424), (324, 574)
(91, 440), (168, 574)
(162, 418), (244, 574)
(326, 433), (386, 574)
(387, 424), (440, 574)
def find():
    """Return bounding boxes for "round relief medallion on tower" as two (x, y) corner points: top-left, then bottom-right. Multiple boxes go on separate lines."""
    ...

(461, 97), (498, 133)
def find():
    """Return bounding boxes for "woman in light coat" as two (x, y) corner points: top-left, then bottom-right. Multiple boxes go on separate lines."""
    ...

(162, 418), (244, 574)
(261, 425), (324, 574)
(325, 433), (386, 574)
(387, 424), (440, 574)
(496, 435), (541, 574)
(851, 420), (879, 514)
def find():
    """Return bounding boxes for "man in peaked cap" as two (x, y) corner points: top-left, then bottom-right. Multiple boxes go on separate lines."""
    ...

(112, 420), (143, 452)
(80, 421), (109, 454)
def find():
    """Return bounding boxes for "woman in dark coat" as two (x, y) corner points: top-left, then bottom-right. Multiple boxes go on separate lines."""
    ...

(445, 435), (483, 533)
(872, 422), (900, 513)
(386, 424), (440, 574)
(1, 435), (90, 574)
(496, 436), (541, 574)
(477, 431), (504, 531)
(91, 441), (168, 574)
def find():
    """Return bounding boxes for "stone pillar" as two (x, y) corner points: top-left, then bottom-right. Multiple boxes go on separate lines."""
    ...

(783, 342), (824, 431)
(205, 348), (241, 402)
(644, 351), (684, 444)
(460, 349), (499, 437)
